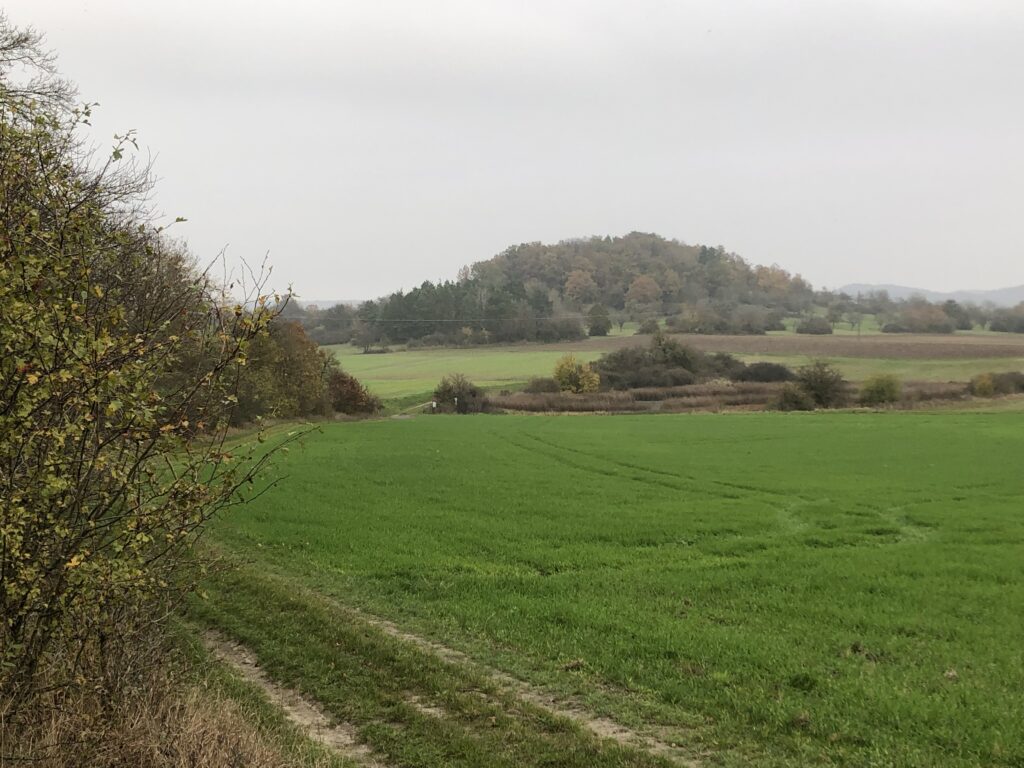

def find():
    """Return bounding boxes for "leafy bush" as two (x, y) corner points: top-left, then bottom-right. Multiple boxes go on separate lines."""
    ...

(553, 354), (601, 393)
(625, 366), (696, 388)
(433, 374), (486, 413)
(328, 370), (382, 414)
(710, 352), (747, 380)
(734, 362), (795, 383)
(523, 376), (561, 393)
(859, 374), (902, 406)
(773, 383), (815, 411)
(795, 317), (833, 335)
(635, 318), (661, 334)
(594, 333), (744, 389)
(796, 361), (848, 408)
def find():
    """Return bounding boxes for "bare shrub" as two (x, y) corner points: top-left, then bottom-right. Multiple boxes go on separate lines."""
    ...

(988, 371), (1024, 395)
(795, 361), (849, 408)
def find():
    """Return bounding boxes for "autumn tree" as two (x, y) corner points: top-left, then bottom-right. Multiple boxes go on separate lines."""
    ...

(626, 274), (662, 305)
(564, 269), (598, 304)
(233, 319), (334, 423)
(329, 369), (382, 414)
(553, 354), (600, 393)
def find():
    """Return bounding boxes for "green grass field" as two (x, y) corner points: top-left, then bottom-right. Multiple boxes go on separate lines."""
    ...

(327, 341), (1024, 402)
(195, 412), (1024, 767)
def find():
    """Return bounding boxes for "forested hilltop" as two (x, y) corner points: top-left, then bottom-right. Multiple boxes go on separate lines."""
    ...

(293, 233), (817, 345)
(291, 232), (1024, 346)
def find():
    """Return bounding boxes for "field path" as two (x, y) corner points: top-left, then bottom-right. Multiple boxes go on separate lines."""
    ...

(347, 602), (701, 767)
(200, 565), (703, 767)
(203, 630), (388, 767)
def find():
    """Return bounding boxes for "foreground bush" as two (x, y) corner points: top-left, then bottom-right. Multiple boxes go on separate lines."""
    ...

(796, 361), (848, 408)
(433, 373), (486, 413)
(859, 374), (903, 406)
(0, 19), (292, 742)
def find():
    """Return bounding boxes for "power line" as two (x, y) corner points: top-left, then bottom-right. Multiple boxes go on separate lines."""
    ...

(357, 316), (590, 323)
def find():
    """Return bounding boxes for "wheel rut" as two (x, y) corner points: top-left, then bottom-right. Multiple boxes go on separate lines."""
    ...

(203, 630), (389, 767)
(205, 573), (704, 766)
(312, 593), (703, 767)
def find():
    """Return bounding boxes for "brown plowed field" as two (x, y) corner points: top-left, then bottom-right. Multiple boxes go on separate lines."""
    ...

(540, 332), (1024, 359)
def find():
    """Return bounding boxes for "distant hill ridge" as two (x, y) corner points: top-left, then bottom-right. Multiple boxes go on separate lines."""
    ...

(840, 283), (1024, 307)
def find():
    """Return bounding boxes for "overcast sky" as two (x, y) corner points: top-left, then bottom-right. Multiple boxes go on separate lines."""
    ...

(8, 1), (1023, 298)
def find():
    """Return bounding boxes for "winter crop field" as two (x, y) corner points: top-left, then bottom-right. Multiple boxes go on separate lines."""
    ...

(194, 412), (1024, 767)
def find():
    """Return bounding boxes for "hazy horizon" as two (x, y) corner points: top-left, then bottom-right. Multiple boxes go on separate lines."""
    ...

(7, 1), (1022, 298)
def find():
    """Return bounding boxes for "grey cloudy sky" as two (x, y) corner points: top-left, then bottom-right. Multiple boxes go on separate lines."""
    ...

(9, 1), (1023, 298)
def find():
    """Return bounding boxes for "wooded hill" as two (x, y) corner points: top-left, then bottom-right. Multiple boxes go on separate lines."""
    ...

(292, 232), (818, 345)
(289, 232), (1024, 345)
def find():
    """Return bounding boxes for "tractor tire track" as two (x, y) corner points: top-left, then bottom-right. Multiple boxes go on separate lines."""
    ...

(203, 630), (389, 767)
